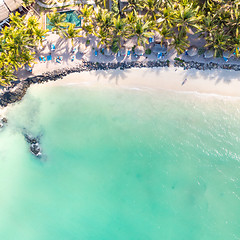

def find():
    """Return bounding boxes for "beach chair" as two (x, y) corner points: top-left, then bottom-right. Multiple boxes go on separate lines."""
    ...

(47, 55), (52, 61)
(42, 56), (46, 62)
(95, 50), (98, 56)
(25, 64), (32, 72)
(56, 56), (62, 63)
(157, 52), (162, 59)
(51, 44), (55, 51)
(223, 57), (228, 62)
(149, 37), (154, 43)
(127, 50), (131, 57)
(72, 47), (77, 54)
(39, 56), (43, 63)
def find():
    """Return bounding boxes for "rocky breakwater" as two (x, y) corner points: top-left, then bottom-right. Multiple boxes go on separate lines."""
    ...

(0, 60), (169, 108)
(23, 131), (42, 158)
(174, 58), (240, 71)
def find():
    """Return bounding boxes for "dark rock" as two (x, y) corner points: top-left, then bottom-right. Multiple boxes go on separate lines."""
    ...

(30, 143), (41, 157)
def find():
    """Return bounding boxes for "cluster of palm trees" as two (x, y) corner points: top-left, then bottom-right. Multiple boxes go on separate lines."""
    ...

(0, 13), (48, 86)
(1, 0), (240, 86)
(77, 0), (240, 55)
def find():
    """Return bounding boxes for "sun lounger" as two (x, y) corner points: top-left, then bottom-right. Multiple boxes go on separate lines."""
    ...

(42, 56), (46, 62)
(71, 55), (75, 61)
(223, 57), (228, 62)
(127, 50), (131, 57)
(157, 52), (162, 59)
(51, 44), (55, 51)
(39, 56), (43, 63)
(25, 64), (32, 72)
(72, 47), (77, 54)
(56, 56), (62, 63)
(95, 50), (98, 56)
(149, 37), (154, 43)
(47, 55), (52, 61)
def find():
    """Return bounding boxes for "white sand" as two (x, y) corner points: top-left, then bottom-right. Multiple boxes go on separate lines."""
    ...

(43, 67), (240, 97)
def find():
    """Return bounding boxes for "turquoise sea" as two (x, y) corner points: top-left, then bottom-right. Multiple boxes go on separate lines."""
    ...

(0, 81), (240, 240)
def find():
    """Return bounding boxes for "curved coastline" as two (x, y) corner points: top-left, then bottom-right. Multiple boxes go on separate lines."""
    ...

(1, 58), (240, 109)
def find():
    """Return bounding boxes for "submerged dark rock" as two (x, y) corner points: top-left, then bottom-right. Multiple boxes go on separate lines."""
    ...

(23, 130), (42, 157)
(30, 143), (41, 157)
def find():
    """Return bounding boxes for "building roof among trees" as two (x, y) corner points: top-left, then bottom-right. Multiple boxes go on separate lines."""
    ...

(0, 0), (22, 22)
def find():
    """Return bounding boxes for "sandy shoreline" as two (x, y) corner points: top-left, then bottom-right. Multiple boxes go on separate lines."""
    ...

(2, 65), (240, 118)
(44, 67), (240, 97)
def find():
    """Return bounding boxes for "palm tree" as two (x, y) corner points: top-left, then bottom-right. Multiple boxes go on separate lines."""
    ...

(125, 9), (138, 24)
(47, 8), (69, 34)
(26, 16), (40, 37)
(158, 6), (176, 29)
(122, 0), (144, 12)
(141, 0), (162, 20)
(205, 29), (229, 56)
(79, 4), (94, 23)
(111, 16), (128, 52)
(9, 12), (24, 28)
(129, 18), (154, 46)
(34, 28), (49, 47)
(0, 66), (16, 86)
(63, 24), (82, 46)
(159, 25), (174, 44)
(227, 4), (240, 38)
(198, 12), (217, 38)
(174, 2), (202, 33)
(170, 30), (190, 55)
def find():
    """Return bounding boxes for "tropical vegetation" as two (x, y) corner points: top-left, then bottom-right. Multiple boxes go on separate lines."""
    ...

(1, 0), (240, 86)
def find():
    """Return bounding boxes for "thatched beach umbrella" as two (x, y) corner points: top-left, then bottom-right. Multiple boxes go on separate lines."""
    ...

(223, 51), (234, 58)
(104, 48), (112, 56)
(120, 47), (126, 56)
(123, 37), (137, 48)
(135, 46), (145, 56)
(204, 49), (214, 58)
(152, 43), (167, 54)
(187, 46), (198, 57)
(78, 43), (87, 54)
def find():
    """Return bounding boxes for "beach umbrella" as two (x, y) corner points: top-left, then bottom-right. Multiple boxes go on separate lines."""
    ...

(154, 31), (162, 43)
(223, 51), (234, 58)
(135, 46), (145, 56)
(204, 49), (214, 58)
(104, 48), (112, 56)
(152, 43), (167, 54)
(120, 47), (126, 56)
(123, 37), (137, 48)
(78, 43), (87, 54)
(187, 46), (198, 57)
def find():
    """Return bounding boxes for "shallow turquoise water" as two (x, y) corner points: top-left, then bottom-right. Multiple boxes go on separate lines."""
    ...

(0, 83), (240, 240)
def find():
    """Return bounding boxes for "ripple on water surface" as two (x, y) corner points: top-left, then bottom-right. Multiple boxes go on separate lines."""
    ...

(0, 84), (240, 240)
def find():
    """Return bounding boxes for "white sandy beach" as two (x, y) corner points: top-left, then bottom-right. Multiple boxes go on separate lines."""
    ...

(42, 67), (240, 98)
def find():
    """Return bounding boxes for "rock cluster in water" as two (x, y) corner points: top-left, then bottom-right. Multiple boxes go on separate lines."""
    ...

(0, 59), (240, 108)
(0, 116), (7, 128)
(23, 132), (42, 157)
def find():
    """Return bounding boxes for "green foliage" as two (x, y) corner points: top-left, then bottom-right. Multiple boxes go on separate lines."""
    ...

(0, 12), (45, 86)
(111, 38), (120, 53)
(198, 47), (205, 55)
(145, 48), (151, 54)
